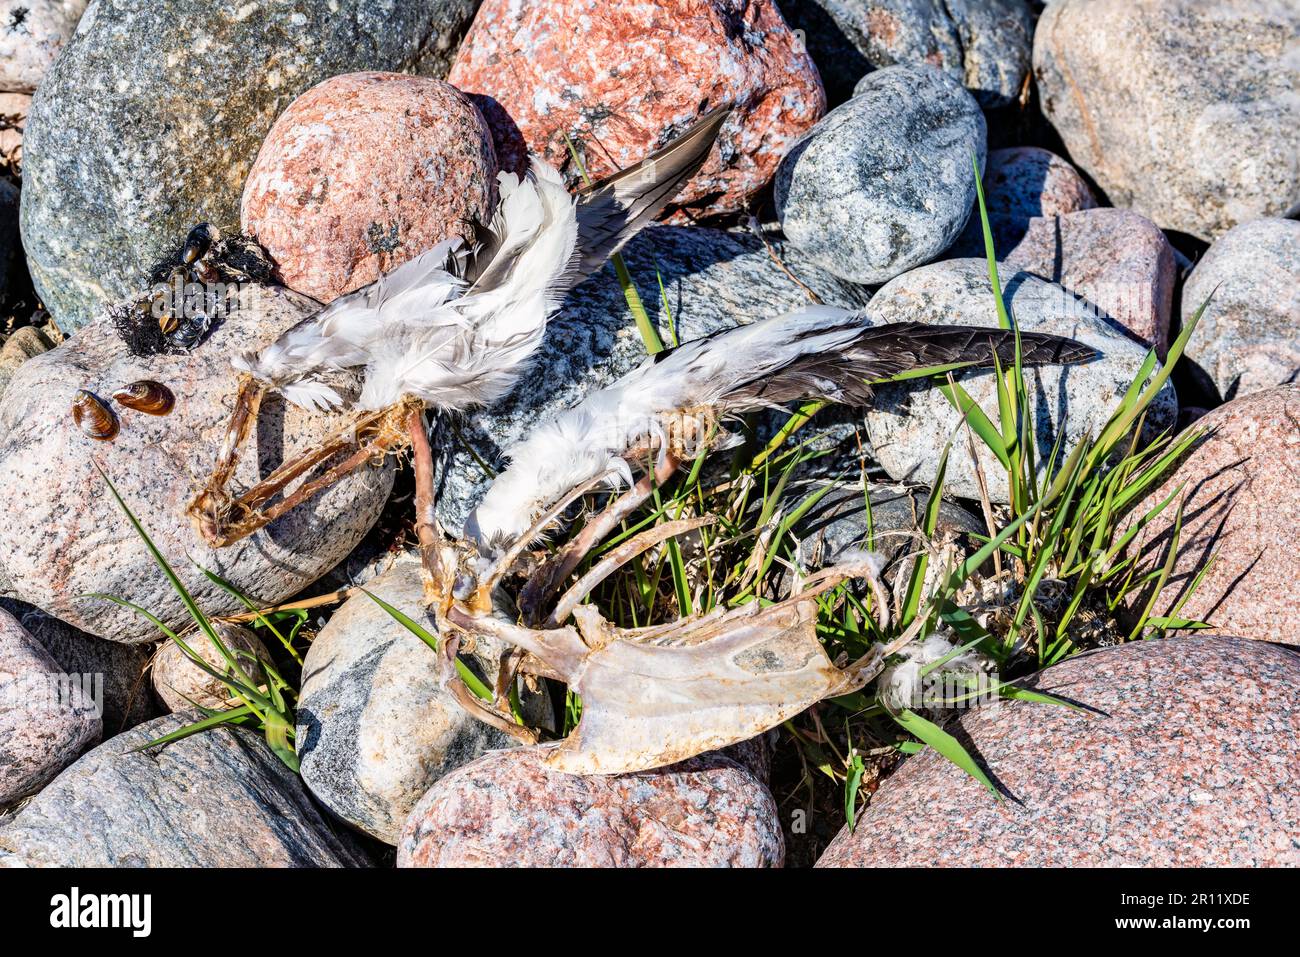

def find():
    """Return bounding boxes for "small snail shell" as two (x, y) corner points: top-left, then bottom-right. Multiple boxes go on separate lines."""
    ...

(72, 390), (119, 440)
(113, 380), (175, 416)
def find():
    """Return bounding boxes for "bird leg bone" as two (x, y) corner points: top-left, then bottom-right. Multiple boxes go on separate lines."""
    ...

(448, 550), (888, 775)
(189, 376), (422, 548)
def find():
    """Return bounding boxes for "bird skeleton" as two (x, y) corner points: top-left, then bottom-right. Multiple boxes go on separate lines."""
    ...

(189, 107), (1096, 774)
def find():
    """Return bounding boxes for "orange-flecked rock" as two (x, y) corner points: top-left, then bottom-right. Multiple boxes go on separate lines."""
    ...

(241, 72), (496, 304)
(1120, 385), (1300, 644)
(397, 747), (784, 867)
(447, 0), (824, 218)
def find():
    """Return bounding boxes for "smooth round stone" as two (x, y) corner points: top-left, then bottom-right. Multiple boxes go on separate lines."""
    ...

(0, 1), (86, 93)
(242, 72), (496, 304)
(0, 712), (370, 866)
(152, 623), (273, 713)
(297, 556), (550, 846)
(19, 0), (482, 330)
(1, 598), (157, 733)
(433, 224), (873, 533)
(775, 65), (986, 285)
(0, 282), (394, 643)
(863, 259), (1177, 501)
(0, 606), (100, 804)
(398, 747), (784, 867)
(948, 147), (1099, 258)
(819, 636), (1300, 866)
(447, 0), (824, 216)
(1119, 385), (1300, 645)
(1183, 218), (1300, 399)
(781, 0), (1034, 108)
(1000, 208), (1177, 356)
(1034, 0), (1300, 240)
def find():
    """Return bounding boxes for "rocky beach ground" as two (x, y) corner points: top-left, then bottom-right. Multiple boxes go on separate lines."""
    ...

(0, 0), (1296, 870)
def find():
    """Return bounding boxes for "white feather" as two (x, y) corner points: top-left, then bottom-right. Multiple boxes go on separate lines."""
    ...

(467, 306), (870, 548)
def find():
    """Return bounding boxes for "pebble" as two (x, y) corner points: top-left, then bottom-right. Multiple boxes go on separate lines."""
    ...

(0, 606), (100, 805)
(242, 72), (497, 304)
(1182, 217), (1300, 399)
(447, 0), (824, 216)
(776, 65), (986, 285)
(1034, 0), (1300, 240)
(152, 623), (274, 713)
(1119, 385), (1300, 645)
(819, 636), (1300, 866)
(398, 747), (784, 867)
(862, 258), (1178, 501)
(0, 712), (371, 866)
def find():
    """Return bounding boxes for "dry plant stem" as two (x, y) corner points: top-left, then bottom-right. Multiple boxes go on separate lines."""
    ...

(406, 405), (444, 598)
(520, 454), (680, 622)
(545, 516), (715, 628)
(191, 386), (419, 547)
(216, 586), (357, 622)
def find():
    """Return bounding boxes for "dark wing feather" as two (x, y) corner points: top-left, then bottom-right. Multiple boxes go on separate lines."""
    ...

(569, 106), (731, 282)
(723, 322), (1097, 411)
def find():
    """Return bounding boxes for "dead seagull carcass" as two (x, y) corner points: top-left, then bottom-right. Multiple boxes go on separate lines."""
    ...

(186, 109), (1095, 775)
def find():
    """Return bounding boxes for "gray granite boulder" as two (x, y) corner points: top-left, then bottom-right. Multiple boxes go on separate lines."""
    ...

(0, 282), (394, 643)
(1034, 0), (1300, 240)
(20, 0), (481, 330)
(0, 711), (370, 866)
(863, 259), (1178, 501)
(434, 224), (873, 532)
(947, 147), (1098, 258)
(779, 0), (1033, 109)
(1000, 208), (1177, 357)
(1183, 217), (1300, 399)
(819, 636), (1300, 866)
(0, 607), (100, 805)
(774, 65), (986, 286)
(297, 555), (551, 845)
(0, 1), (86, 93)
(0, 599), (156, 733)
(398, 747), (784, 867)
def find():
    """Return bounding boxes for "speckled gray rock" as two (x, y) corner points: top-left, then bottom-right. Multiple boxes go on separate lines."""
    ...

(775, 65), (986, 286)
(434, 224), (872, 532)
(0, 599), (156, 733)
(0, 607), (100, 804)
(0, 1), (86, 93)
(398, 746), (784, 867)
(948, 147), (1098, 258)
(1000, 208), (1177, 356)
(779, 0), (1033, 109)
(819, 636), (1300, 866)
(0, 711), (370, 866)
(863, 259), (1178, 501)
(1119, 385), (1300, 645)
(0, 282), (394, 643)
(1183, 218), (1300, 399)
(297, 556), (551, 845)
(1034, 0), (1300, 240)
(152, 623), (273, 713)
(19, 0), (481, 330)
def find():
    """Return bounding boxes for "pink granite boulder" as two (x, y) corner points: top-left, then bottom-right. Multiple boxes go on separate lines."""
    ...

(950, 146), (1097, 257)
(0, 606), (100, 804)
(397, 747), (784, 867)
(242, 72), (497, 303)
(0, 1), (87, 93)
(1119, 384), (1300, 645)
(819, 636), (1300, 867)
(1002, 207), (1177, 356)
(447, 0), (824, 218)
